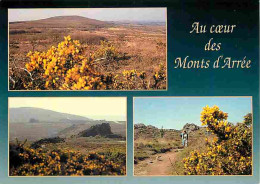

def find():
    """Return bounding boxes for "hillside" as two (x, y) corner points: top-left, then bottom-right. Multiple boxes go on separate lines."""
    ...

(134, 123), (181, 140)
(9, 107), (126, 141)
(58, 120), (126, 137)
(78, 123), (123, 138)
(9, 15), (112, 29)
(9, 107), (92, 123)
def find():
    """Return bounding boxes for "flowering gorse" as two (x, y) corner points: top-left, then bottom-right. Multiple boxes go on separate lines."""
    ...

(10, 143), (126, 176)
(14, 36), (166, 90)
(183, 106), (252, 175)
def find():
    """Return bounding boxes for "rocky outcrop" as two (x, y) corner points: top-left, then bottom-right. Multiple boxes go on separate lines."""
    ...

(134, 123), (146, 129)
(182, 123), (200, 133)
(78, 123), (112, 137)
(134, 123), (181, 140)
(134, 124), (158, 130)
(134, 123), (160, 140)
(78, 123), (122, 138)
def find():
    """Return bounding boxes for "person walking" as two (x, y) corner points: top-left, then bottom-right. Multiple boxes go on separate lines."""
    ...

(180, 130), (185, 146)
(181, 130), (189, 147)
(183, 130), (189, 147)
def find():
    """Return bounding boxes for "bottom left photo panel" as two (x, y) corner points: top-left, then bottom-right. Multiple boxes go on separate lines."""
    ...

(8, 97), (127, 177)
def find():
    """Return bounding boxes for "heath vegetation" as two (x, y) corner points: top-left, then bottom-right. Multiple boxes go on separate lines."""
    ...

(9, 16), (166, 90)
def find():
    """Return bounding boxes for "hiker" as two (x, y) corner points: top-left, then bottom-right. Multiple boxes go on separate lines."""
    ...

(181, 130), (189, 147)
(180, 130), (185, 146)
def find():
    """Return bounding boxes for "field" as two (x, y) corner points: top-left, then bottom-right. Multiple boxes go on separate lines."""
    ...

(9, 16), (166, 90)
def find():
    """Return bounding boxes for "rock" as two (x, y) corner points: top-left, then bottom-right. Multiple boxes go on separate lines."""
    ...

(78, 123), (122, 138)
(182, 123), (200, 133)
(156, 156), (162, 161)
(78, 123), (113, 137)
(147, 125), (157, 129)
(134, 123), (146, 129)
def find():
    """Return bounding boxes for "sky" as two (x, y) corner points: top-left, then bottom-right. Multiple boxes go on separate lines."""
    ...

(134, 97), (252, 130)
(8, 8), (166, 22)
(9, 97), (126, 121)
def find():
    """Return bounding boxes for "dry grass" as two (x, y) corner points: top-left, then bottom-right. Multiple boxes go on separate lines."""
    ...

(134, 127), (212, 175)
(9, 20), (166, 90)
(170, 129), (214, 175)
(134, 131), (181, 163)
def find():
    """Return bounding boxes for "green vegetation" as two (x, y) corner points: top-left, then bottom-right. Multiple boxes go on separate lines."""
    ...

(134, 138), (180, 163)
(183, 106), (252, 175)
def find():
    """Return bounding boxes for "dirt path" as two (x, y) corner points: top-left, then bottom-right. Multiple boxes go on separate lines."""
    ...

(134, 149), (182, 176)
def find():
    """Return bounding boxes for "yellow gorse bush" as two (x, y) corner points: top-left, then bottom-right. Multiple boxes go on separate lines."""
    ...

(10, 144), (126, 176)
(183, 105), (252, 175)
(17, 35), (166, 90)
(25, 36), (109, 90)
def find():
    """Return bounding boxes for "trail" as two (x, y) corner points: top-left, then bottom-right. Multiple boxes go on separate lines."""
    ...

(134, 149), (182, 176)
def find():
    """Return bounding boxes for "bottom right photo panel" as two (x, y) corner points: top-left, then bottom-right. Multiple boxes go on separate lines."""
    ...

(134, 97), (252, 176)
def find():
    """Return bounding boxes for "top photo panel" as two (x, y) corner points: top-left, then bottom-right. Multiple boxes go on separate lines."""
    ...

(8, 8), (167, 91)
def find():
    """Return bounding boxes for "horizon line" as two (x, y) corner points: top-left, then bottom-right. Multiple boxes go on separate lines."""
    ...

(8, 14), (167, 23)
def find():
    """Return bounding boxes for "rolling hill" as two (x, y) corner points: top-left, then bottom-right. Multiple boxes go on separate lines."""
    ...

(9, 107), (92, 123)
(9, 15), (113, 29)
(9, 107), (126, 141)
(57, 120), (126, 138)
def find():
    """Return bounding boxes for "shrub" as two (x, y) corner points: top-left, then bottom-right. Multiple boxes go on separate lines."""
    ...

(10, 35), (166, 90)
(183, 105), (252, 175)
(9, 142), (126, 176)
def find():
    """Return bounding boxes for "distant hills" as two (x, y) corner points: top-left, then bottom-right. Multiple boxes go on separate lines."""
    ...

(9, 107), (126, 141)
(112, 20), (166, 26)
(10, 107), (92, 123)
(9, 15), (165, 29)
(9, 15), (113, 29)
(57, 121), (126, 138)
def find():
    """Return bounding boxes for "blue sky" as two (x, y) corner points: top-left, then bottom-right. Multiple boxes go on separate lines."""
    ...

(8, 8), (166, 22)
(134, 97), (252, 130)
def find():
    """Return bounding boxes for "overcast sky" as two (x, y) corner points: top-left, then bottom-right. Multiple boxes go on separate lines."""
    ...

(9, 97), (126, 121)
(8, 8), (166, 22)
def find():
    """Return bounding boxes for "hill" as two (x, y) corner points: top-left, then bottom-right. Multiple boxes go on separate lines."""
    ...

(57, 120), (126, 137)
(9, 107), (92, 123)
(134, 123), (181, 140)
(78, 123), (122, 138)
(9, 107), (126, 141)
(9, 15), (112, 29)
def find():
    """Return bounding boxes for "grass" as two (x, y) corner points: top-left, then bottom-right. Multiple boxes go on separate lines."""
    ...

(9, 21), (166, 90)
(134, 127), (213, 175)
(134, 137), (181, 163)
(43, 137), (126, 156)
(170, 129), (214, 175)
